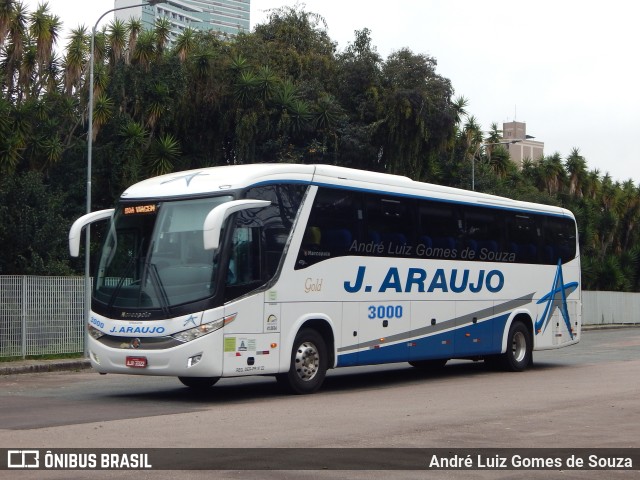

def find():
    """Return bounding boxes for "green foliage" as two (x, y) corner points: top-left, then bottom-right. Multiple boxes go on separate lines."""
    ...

(0, 1), (637, 291)
(0, 171), (75, 275)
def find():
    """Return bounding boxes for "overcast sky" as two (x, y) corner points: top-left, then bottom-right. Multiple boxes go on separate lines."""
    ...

(24, 0), (640, 183)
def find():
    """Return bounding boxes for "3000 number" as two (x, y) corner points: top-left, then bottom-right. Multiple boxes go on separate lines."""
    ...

(368, 305), (403, 319)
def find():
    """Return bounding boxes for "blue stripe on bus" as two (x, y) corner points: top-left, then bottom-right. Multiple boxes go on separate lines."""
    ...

(336, 313), (510, 367)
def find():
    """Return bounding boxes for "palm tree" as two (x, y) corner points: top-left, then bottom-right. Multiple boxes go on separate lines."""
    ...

(451, 95), (468, 126)
(154, 17), (171, 54)
(145, 82), (169, 131)
(173, 27), (195, 63)
(147, 133), (180, 176)
(596, 174), (621, 258)
(584, 169), (601, 200)
(255, 65), (278, 101)
(17, 42), (36, 101)
(486, 122), (502, 144)
(91, 92), (113, 140)
(119, 120), (148, 185)
(488, 145), (512, 178)
(131, 29), (155, 71)
(0, 0), (14, 47)
(29, 3), (59, 69)
(107, 18), (128, 65)
(3, 1), (28, 101)
(620, 180), (640, 251)
(539, 153), (565, 195)
(62, 26), (88, 95)
(125, 18), (142, 64)
(233, 70), (258, 105)
(287, 98), (311, 134)
(565, 147), (587, 197)
(483, 122), (503, 162)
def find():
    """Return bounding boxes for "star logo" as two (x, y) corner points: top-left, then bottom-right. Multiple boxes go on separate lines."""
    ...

(161, 171), (209, 187)
(183, 314), (198, 327)
(534, 260), (579, 339)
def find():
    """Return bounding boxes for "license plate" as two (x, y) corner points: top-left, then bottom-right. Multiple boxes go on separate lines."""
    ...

(126, 356), (147, 368)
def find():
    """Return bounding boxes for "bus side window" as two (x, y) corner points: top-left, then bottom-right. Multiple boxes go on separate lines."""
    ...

(542, 217), (577, 264)
(463, 208), (500, 256)
(296, 187), (360, 269)
(506, 214), (540, 264)
(224, 225), (263, 302)
(417, 202), (460, 259)
(241, 184), (306, 280)
(363, 194), (413, 256)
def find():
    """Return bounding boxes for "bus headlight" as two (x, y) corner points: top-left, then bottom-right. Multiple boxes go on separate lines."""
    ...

(171, 313), (236, 343)
(87, 324), (105, 340)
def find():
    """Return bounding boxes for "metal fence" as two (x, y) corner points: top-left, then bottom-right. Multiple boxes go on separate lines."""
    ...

(1, 276), (640, 358)
(0, 276), (85, 358)
(582, 290), (640, 326)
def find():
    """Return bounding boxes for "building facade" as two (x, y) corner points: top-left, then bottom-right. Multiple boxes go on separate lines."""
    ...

(114, 0), (250, 40)
(502, 121), (544, 167)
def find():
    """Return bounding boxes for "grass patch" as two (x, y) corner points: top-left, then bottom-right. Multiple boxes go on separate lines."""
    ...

(0, 352), (84, 363)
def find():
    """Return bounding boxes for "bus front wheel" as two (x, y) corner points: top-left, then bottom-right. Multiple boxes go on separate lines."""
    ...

(178, 376), (219, 390)
(498, 321), (532, 372)
(277, 329), (328, 394)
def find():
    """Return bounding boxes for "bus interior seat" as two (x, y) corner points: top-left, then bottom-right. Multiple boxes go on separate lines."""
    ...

(322, 228), (352, 249)
(382, 232), (407, 246)
(368, 231), (382, 244)
(303, 226), (322, 247)
(512, 243), (537, 262)
(419, 236), (433, 248)
(433, 236), (456, 250)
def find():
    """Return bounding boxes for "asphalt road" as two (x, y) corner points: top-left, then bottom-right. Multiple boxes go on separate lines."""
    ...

(1, 327), (639, 480)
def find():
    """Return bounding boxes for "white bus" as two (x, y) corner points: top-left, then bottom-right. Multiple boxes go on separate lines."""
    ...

(69, 164), (581, 394)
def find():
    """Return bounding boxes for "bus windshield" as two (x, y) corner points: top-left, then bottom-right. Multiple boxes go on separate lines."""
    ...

(94, 196), (233, 311)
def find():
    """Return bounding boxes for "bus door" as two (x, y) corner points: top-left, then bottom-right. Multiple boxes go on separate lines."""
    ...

(221, 295), (281, 377)
(221, 223), (280, 377)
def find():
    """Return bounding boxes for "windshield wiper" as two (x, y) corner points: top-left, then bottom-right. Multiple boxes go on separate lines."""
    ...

(107, 254), (138, 309)
(146, 262), (171, 318)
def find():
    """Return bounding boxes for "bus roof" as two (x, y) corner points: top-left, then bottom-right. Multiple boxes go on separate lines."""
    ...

(120, 163), (573, 218)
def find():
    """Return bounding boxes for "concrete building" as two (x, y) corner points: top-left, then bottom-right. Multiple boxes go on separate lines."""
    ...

(502, 121), (544, 167)
(114, 0), (250, 41)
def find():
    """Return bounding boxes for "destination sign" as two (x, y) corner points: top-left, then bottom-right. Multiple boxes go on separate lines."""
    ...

(123, 204), (157, 215)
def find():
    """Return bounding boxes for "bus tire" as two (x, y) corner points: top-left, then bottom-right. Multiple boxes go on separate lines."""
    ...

(178, 376), (219, 389)
(409, 359), (448, 370)
(277, 328), (328, 394)
(499, 321), (532, 372)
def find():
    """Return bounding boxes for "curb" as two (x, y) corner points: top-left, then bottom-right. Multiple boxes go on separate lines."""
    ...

(0, 359), (92, 376)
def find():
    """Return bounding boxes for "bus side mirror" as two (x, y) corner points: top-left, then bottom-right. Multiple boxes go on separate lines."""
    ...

(69, 209), (114, 257)
(203, 200), (271, 250)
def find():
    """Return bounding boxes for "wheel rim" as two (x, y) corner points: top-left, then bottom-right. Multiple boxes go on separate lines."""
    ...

(512, 331), (527, 363)
(294, 341), (320, 382)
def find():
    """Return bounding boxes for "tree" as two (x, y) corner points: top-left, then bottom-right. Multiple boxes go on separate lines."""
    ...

(0, 171), (75, 275)
(565, 147), (587, 197)
(378, 48), (456, 179)
(107, 18), (127, 65)
(173, 27), (196, 63)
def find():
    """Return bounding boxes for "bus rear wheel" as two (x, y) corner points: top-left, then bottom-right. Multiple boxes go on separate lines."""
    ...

(498, 321), (532, 371)
(178, 376), (219, 390)
(277, 329), (328, 394)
